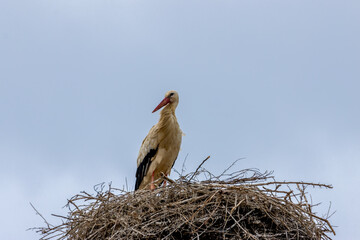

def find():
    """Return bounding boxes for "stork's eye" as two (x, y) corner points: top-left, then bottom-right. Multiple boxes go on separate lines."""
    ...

(169, 92), (174, 97)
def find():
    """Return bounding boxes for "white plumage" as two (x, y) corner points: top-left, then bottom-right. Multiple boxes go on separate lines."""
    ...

(135, 90), (182, 190)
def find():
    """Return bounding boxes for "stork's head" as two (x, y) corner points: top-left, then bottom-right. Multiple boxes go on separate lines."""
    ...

(152, 90), (179, 113)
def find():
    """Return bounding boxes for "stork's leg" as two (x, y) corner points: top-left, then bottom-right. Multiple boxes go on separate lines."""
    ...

(150, 171), (155, 190)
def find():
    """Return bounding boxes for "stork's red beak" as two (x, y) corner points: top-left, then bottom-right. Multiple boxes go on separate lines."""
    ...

(152, 97), (170, 113)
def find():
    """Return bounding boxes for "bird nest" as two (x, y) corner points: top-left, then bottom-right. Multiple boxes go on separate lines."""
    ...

(34, 158), (335, 240)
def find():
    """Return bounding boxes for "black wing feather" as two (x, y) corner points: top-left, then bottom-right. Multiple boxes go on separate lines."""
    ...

(135, 146), (158, 190)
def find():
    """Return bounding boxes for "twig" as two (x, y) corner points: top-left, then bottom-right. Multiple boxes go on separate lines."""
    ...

(181, 153), (189, 176)
(250, 181), (333, 189)
(30, 202), (52, 229)
(188, 156), (210, 182)
(218, 157), (245, 177)
(160, 172), (175, 184)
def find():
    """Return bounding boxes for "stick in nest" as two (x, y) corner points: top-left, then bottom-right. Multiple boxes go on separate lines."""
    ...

(188, 155), (210, 182)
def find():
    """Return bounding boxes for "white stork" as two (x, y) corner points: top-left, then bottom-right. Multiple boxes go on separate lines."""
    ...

(135, 90), (182, 190)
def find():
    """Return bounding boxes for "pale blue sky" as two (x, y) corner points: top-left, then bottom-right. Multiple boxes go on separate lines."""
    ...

(1, 1), (359, 239)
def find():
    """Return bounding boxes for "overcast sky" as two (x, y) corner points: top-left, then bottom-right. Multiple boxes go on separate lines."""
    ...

(1, 1), (359, 239)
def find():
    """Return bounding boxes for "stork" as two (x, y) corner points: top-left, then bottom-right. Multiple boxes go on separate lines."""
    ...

(135, 90), (182, 191)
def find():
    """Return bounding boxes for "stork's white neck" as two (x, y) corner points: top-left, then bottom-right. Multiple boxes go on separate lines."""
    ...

(158, 104), (177, 131)
(160, 103), (176, 116)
